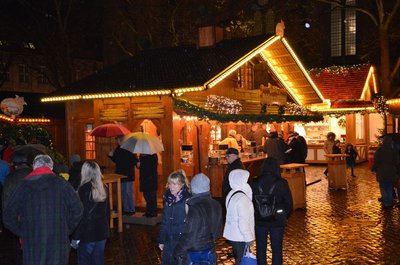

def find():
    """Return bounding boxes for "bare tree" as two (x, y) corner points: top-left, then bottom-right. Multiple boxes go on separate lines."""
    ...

(317, 0), (400, 97)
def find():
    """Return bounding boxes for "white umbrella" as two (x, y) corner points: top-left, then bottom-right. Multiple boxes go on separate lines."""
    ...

(121, 132), (164, 155)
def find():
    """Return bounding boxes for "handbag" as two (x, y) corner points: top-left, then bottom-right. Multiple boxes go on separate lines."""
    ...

(240, 244), (257, 265)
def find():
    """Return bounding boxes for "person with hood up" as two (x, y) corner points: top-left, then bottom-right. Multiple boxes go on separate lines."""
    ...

(223, 169), (255, 264)
(251, 157), (293, 265)
(372, 135), (400, 208)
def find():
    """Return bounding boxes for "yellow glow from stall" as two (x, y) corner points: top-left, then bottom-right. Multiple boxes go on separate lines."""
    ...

(173, 86), (204, 94)
(281, 38), (325, 102)
(206, 36), (280, 88)
(41, 95), (82, 102)
(387, 98), (400, 105)
(0, 114), (14, 122)
(360, 66), (376, 100)
(17, 118), (51, 123)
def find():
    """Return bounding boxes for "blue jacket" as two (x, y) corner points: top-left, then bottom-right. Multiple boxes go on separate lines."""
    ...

(159, 187), (190, 265)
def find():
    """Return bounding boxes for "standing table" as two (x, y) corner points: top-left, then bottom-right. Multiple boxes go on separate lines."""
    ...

(325, 154), (349, 190)
(280, 163), (308, 210)
(103, 173), (126, 232)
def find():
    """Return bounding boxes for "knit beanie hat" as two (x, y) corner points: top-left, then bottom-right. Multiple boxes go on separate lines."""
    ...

(69, 154), (81, 165)
(191, 173), (210, 194)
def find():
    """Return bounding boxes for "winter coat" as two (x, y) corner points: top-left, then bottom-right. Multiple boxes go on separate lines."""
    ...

(159, 186), (191, 265)
(297, 135), (308, 162)
(263, 133), (287, 165)
(3, 169), (83, 265)
(222, 158), (245, 199)
(109, 146), (138, 182)
(324, 139), (335, 154)
(251, 170), (293, 228)
(72, 182), (109, 244)
(345, 149), (358, 166)
(2, 164), (32, 210)
(373, 135), (400, 183)
(173, 192), (222, 258)
(223, 170), (255, 242)
(139, 154), (158, 192)
(287, 138), (303, 163)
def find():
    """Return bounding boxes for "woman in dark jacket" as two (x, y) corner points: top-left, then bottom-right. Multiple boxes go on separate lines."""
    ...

(158, 169), (191, 265)
(251, 158), (293, 265)
(72, 161), (109, 265)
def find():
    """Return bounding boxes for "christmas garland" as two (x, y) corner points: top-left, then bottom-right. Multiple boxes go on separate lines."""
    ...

(173, 98), (323, 123)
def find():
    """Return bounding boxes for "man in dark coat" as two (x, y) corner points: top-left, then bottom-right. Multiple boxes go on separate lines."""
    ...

(67, 154), (83, 190)
(222, 148), (245, 199)
(173, 173), (222, 265)
(372, 135), (400, 208)
(139, 153), (158, 217)
(3, 154), (83, 265)
(263, 131), (287, 166)
(109, 136), (138, 215)
(1, 153), (32, 265)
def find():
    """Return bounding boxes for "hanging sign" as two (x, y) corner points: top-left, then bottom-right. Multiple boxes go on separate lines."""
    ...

(0, 95), (27, 117)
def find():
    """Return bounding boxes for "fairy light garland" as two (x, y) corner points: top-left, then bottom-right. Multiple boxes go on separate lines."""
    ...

(284, 102), (308, 115)
(309, 63), (369, 78)
(374, 95), (389, 115)
(173, 98), (323, 123)
(205, 95), (242, 114)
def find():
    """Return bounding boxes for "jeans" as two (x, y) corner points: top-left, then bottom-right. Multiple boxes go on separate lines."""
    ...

(230, 241), (246, 264)
(121, 181), (135, 212)
(379, 180), (394, 207)
(255, 225), (284, 265)
(143, 190), (157, 215)
(77, 240), (107, 265)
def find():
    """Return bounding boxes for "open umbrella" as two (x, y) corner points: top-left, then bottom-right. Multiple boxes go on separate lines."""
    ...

(121, 132), (164, 154)
(12, 144), (48, 164)
(90, 123), (130, 137)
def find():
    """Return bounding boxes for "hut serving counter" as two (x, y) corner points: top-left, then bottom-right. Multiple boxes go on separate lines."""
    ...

(208, 155), (266, 197)
(306, 144), (367, 164)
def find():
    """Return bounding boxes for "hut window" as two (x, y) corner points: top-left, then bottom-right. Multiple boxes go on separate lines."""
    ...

(238, 63), (254, 90)
(85, 124), (96, 159)
(355, 113), (365, 144)
(0, 62), (10, 81)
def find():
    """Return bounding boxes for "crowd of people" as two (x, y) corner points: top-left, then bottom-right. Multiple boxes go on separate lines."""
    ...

(1, 128), (399, 265)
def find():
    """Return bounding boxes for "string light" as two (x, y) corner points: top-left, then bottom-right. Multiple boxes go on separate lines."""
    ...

(205, 95), (242, 114)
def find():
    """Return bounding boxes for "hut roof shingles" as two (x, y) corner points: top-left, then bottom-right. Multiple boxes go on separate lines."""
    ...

(309, 64), (371, 101)
(60, 35), (272, 95)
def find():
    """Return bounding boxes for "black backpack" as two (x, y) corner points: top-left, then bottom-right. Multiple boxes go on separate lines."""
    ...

(253, 181), (278, 222)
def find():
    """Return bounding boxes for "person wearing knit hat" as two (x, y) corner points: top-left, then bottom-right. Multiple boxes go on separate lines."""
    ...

(222, 148), (245, 200)
(173, 173), (222, 264)
(190, 173), (210, 194)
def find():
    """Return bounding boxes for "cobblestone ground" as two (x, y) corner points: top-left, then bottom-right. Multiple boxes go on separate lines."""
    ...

(1, 163), (400, 264)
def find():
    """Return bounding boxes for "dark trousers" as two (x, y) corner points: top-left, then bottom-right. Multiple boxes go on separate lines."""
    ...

(255, 225), (284, 265)
(229, 241), (246, 264)
(77, 239), (106, 265)
(143, 190), (157, 215)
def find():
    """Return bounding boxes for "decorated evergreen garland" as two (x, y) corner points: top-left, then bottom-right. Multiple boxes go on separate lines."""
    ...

(173, 98), (323, 123)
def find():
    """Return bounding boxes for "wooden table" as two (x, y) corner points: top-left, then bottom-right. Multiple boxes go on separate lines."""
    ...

(280, 163), (309, 210)
(103, 173), (126, 232)
(325, 154), (349, 190)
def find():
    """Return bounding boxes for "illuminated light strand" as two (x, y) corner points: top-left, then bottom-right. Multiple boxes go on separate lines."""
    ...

(173, 86), (204, 94)
(17, 118), (51, 123)
(0, 114), (14, 122)
(41, 95), (82, 102)
(360, 66), (376, 100)
(281, 38), (325, 102)
(207, 36), (280, 88)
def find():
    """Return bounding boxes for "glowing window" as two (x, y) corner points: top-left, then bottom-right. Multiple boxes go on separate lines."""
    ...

(85, 124), (95, 159)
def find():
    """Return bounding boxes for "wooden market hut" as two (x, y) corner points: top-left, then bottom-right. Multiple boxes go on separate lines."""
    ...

(41, 32), (325, 205)
(306, 64), (379, 163)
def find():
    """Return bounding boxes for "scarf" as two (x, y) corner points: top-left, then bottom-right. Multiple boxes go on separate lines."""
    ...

(165, 185), (190, 206)
(25, 166), (54, 179)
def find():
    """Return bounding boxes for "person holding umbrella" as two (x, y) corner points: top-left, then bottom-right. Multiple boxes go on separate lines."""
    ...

(121, 132), (165, 218)
(109, 135), (138, 216)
